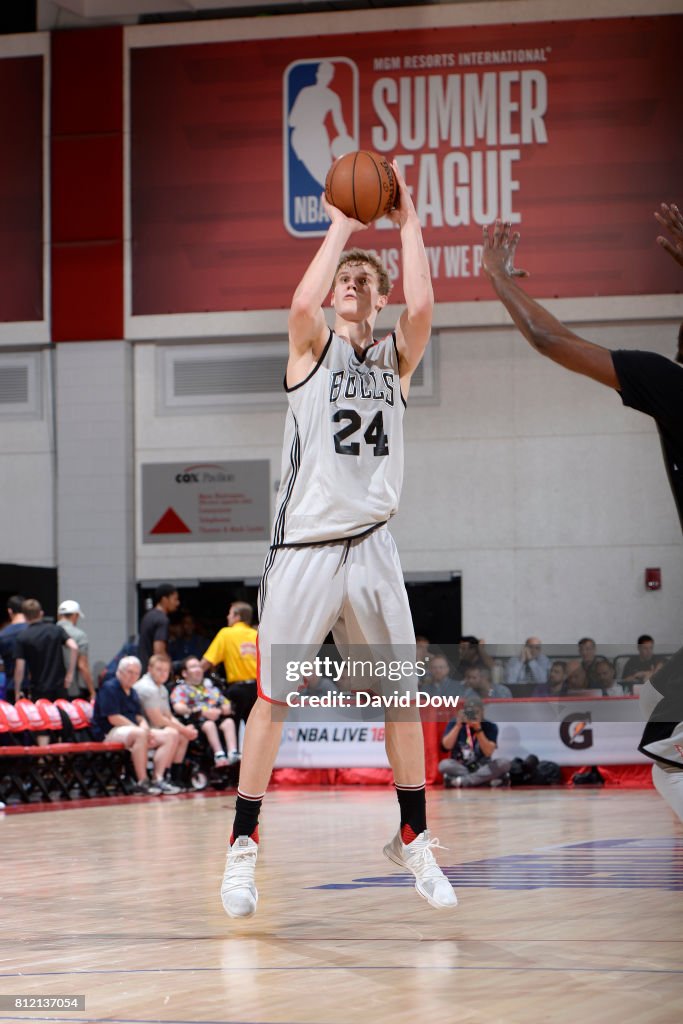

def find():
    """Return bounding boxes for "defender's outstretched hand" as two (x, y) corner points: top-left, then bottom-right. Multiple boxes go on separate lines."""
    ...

(655, 203), (683, 269)
(482, 220), (529, 280)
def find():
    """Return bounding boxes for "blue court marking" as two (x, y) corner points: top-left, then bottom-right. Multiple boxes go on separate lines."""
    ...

(311, 837), (683, 892)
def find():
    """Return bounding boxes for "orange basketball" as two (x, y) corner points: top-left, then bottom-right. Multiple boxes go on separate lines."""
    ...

(324, 151), (397, 224)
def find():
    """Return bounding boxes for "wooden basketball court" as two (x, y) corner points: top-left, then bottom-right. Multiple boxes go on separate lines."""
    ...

(1, 787), (681, 1024)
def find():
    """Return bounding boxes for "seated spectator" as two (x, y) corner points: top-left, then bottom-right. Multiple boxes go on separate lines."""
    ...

(438, 698), (511, 788)
(505, 636), (551, 686)
(593, 656), (624, 697)
(622, 635), (665, 687)
(415, 635), (431, 668)
(577, 637), (605, 688)
(170, 656), (241, 766)
(533, 660), (569, 697)
(169, 612), (205, 663)
(134, 654), (199, 787)
(564, 660), (589, 693)
(463, 665), (512, 700)
(91, 655), (181, 795)
(453, 636), (494, 680)
(424, 654), (468, 699)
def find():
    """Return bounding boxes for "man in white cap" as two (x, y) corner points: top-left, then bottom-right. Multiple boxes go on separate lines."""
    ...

(57, 600), (95, 700)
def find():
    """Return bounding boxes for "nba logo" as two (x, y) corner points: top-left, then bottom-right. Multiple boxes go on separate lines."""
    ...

(283, 57), (359, 237)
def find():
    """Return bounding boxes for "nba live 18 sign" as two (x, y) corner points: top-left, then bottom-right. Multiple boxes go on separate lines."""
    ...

(129, 15), (683, 318)
(141, 461), (270, 544)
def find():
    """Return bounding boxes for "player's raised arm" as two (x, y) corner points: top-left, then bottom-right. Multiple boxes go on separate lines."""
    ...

(288, 199), (366, 363)
(482, 220), (619, 389)
(391, 163), (434, 378)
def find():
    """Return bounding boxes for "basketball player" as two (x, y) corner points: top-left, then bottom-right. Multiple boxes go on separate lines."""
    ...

(220, 163), (457, 917)
(482, 203), (683, 821)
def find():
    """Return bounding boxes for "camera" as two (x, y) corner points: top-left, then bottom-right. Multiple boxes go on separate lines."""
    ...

(463, 703), (480, 721)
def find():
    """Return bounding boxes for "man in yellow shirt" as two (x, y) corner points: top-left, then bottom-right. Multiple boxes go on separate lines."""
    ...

(201, 602), (258, 728)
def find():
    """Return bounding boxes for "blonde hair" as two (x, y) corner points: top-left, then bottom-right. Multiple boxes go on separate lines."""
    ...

(333, 249), (391, 297)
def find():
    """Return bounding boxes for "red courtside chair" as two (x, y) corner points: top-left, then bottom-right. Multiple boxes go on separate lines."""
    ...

(35, 699), (64, 733)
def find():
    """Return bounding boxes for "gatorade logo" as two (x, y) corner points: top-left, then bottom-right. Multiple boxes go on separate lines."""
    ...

(560, 713), (593, 750)
(283, 57), (358, 237)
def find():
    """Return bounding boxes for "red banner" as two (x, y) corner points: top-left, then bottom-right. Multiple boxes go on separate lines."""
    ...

(0, 55), (44, 323)
(130, 15), (683, 317)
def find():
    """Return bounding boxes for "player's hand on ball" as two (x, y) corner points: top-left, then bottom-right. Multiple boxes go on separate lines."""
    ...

(387, 161), (418, 228)
(322, 194), (368, 233)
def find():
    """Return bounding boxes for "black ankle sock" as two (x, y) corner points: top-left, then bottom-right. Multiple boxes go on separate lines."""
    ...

(395, 784), (427, 843)
(231, 792), (263, 842)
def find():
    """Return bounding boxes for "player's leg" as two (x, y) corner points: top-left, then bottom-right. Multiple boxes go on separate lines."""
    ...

(221, 544), (345, 919)
(340, 528), (457, 909)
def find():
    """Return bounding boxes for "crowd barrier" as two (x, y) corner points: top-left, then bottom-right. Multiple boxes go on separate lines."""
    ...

(0, 698), (129, 805)
(275, 696), (651, 775)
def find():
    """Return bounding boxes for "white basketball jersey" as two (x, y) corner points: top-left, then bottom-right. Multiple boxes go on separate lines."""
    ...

(271, 329), (405, 546)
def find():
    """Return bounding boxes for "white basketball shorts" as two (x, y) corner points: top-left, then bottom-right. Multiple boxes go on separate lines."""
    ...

(257, 526), (417, 705)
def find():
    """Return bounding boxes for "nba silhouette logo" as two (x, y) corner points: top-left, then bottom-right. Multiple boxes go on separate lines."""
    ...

(283, 57), (359, 237)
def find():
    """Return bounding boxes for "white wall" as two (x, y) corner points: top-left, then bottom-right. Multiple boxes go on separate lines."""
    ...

(0, 349), (55, 568)
(55, 342), (136, 666)
(134, 315), (683, 651)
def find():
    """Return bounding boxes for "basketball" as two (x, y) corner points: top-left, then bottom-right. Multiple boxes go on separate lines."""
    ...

(325, 150), (397, 224)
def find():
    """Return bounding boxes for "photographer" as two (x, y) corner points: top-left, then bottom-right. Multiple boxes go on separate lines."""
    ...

(438, 699), (511, 788)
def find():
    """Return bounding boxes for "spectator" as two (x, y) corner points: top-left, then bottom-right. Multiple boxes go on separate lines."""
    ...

(169, 612), (205, 662)
(171, 657), (241, 766)
(57, 599), (95, 700)
(533, 660), (569, 698)
(578, 638), (604, 688)
(201, 601), (258, 729)
(99, 636), (139, 687)
(505, 636), (551, 686)
(593, 657), (625, 697)
(13, 600), (78, 711)
(565, 660), (589, 693)
(415, 635), (432, 675)
(0, 595), (28, 705)
(463, 665), (512, 700)
(138, 584), (180, 671)
(91, 655), (180, 795)
(438, 698), (511, 788)
(134, 654), (198, 788)
(622, 635), (665, 687)
(453, 635), (494, 680)
(426, 654), (468, 700)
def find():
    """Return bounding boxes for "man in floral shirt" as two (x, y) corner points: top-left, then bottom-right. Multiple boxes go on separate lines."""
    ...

(171, 656), (240, 766)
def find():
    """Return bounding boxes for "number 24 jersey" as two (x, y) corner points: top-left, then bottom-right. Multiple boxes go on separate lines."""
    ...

(271, 329), (406, 546)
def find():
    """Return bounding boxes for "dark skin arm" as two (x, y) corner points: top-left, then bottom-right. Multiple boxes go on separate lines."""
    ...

(482, 219), (619, 388)
(655, 203), (683, 269)
(483, 203), (683, 385)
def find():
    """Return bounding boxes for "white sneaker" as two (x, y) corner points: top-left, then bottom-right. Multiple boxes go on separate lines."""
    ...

(221, 836), (259, 918)
(383, 829), (458, 909)
(228, 750), (242, 765)
(155, 778), (182, 795)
